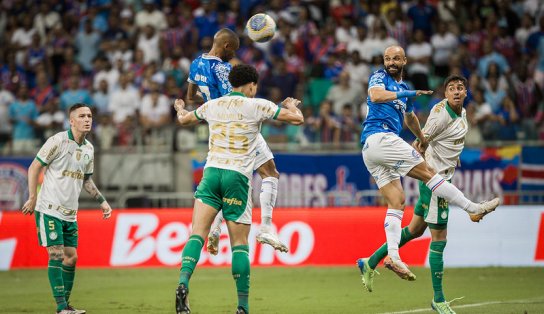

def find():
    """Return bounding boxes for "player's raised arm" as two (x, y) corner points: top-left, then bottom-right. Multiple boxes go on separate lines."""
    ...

(186, 82), (205, 106)
(404, 111), (428, 150)
(369, 86), (433, 103)
(174, 99), (201, 126)
(276, 97), (304, 125)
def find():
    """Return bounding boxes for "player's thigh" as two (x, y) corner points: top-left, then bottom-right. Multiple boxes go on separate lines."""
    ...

(364, 133), (424, 177)
(191, 199), (221, 238)
(62, 220), (79, 249)
(194, 167), (223, 211)
(419, 180), (449, 230)
(254, 134), (276, 174)
(225, 220), (251, 247)
(35, 211), (65, 248)
(362, 137), (400, 188)
(221, 169), (252, 225)
(379, 179), (405, 209)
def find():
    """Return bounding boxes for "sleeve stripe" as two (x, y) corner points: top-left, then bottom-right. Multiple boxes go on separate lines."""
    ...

(187, 78), (196, 84)
(272, 107), (281, 120)
(85, 173), (93, 176)
(36, 156), (47, 166)
(194, 111), (202, 120)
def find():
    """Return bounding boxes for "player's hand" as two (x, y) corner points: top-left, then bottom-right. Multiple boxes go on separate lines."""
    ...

(174, 99), (185, 113)
(100, 201), (112, 219)
(414, 137), (429, 154)
(416, 90), (433, 96)
(281, 97), (301, 108)
(21, 198), (36, 215)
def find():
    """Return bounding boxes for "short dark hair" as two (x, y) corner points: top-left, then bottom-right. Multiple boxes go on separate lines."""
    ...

(229, 64), (259, 88)
(443, 75), (468, 89)
(69, 103), (91, 114)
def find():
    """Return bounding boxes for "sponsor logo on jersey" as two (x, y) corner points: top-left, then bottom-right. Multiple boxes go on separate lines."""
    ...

(62, 170), (84, 180)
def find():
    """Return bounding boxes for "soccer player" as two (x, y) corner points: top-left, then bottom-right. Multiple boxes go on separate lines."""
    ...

(21, 103), (112, 314)
(359, 75), (478, 314)
(357, 46), (499, 280)
(174, 64), (303, 314)
(186, 28), (288, 254)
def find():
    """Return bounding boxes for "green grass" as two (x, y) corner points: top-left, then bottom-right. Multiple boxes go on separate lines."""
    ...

(1, 267), (543, 313)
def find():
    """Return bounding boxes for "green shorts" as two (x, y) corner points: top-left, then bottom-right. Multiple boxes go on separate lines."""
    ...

(194, 167), (252, 225)
(35, 211), (78, 247)
(414, 180), (448, 230)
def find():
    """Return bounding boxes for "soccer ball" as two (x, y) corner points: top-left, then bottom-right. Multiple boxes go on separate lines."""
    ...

(246, 13), (276, 43)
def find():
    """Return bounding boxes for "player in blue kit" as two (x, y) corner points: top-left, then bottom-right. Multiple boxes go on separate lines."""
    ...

(186, 28), (288, 254)
(357, 46), (500, 282)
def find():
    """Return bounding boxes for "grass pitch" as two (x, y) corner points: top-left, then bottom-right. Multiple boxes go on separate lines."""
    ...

(1, 267), (543, 313)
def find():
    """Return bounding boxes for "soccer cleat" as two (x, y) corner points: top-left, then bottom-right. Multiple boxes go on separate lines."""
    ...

(356, 258), (377, 292)
(469, 197), (500, 222)
(56, 309), (77, 314)
(431, 298), (464, 314)
(65, 304), (86, 314)
(206, 229), (220, 255)
(175, 284), (191, 314)
(256, 229), (288, 253)
(236, 306), (247, 314)
(383, 256), (416, 281)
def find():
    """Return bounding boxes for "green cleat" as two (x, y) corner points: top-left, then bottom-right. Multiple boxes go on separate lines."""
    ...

(356, 258), (378, 292)
(431, 300), (456, 314)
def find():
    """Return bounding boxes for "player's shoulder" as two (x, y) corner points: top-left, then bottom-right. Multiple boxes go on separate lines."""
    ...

(370, 68), (388, 79)
(430, 99), (448, 115)
(368, 69), (389, 86)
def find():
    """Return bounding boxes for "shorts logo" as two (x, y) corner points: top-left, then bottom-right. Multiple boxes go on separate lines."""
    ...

(363, 142), (369, 151)
(441, 211), (448, 219)
(393, 160), (405, 170)
(49, 231), (58, 240)
(412, 150), (421, 159)
(223, 197), (242, 206)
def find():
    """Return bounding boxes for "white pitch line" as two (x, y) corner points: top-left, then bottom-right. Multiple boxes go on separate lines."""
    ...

(378, 298), (544, 314)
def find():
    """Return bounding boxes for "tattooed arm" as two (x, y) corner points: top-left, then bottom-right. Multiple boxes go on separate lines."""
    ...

(83, 176), (112, 219)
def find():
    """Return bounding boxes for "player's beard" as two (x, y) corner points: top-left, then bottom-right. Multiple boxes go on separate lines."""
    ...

(386, 65), (403, 79)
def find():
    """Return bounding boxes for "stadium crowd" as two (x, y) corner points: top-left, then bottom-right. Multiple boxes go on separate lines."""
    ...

(1, 0), (544, 154)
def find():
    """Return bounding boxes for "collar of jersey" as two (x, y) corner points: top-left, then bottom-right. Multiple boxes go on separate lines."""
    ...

(445, 101), (461, 119)
(202, 53), (223, 61)
(68, 128), (87, 147)
(229, 91), (246, 97)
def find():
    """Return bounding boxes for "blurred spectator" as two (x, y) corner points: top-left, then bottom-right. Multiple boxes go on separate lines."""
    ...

(193, 0), (220, 43)
(9, 85), (38, 153)
(139, 81), (171, 130)
(75, 20), (101, 72)
(315, 100), (340, 143)
(515, 13), (537, 50)
(384, 7), (410, 48)
(347, 25), (372, 62)
(496, 97), (520, 140)
(406, 29), (432, 90)
(407, 0), (437, 37)
(338, 104), (360, 142)
(326, 71), (362, 115)
(33, 1), (61, 42)
(367, 25), (399, 62)
(109, 73), (140, 125)
(137, 24), (162, 65)
(92, 79), (111, 115)
(35, 99), (64, 140)
(30, 71), (55, 111)
(11, 14), (36, 66)
(135, 0), (168, 31)
(470, 88), (495, 140)
(478, 39), (510, 78)
(59, 76), (93, 112)
(431, 21), (458, 78)
(344, 50), (370, 91)
(483, 75), (507, 113)
(261, 58), (298, 100)
(511, 65), (542, 139)
(0, 83), (15, 150)
(525, 15), (544, 55)
(1, 51), (27, 92)
(494, 25), (517, 66)
(93, 58), (119, 91)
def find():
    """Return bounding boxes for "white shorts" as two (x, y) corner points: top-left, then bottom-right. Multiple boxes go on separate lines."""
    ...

(362, 132), (424, 188)
(254, 133), (274, 170)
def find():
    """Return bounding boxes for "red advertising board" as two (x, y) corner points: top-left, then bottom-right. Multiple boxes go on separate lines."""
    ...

(0, 207), (431, 269)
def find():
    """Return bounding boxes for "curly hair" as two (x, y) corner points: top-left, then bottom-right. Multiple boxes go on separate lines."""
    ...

(229, 64), (259, 88)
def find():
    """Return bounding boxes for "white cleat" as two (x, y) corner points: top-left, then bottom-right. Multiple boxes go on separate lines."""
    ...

(469, 197), (500, 222)
(206, 229), (220, 255)
(256, 230), (289, 253)
(383, 256), (416, 281)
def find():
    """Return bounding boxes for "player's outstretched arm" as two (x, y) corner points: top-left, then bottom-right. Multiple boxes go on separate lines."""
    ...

(186, 82), (205, 106)
(276, 97), (304, 125)
(83, 176), (112, 219)
(369, 87), (433, 103)
(174, 99), (200, 126)
(21, 159), (45, 215)
(405, 111), (429, 150)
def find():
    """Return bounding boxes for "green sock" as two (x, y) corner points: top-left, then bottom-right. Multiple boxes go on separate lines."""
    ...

(368, 227), (413, 269)
(429, 240), (447, 302)
(232, 245), (250, 314)
(178, 235), (204, 288)
(62, 264), (76, 302)
(48, 260), (67, 311)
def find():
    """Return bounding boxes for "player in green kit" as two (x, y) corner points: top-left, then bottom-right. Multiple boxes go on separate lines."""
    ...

(357, 75), (495, 314)
(21, 103), (112, 314)
(174, 64), (303, 314)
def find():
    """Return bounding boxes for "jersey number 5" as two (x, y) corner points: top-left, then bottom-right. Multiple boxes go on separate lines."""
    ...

(210, 123), (249, 154)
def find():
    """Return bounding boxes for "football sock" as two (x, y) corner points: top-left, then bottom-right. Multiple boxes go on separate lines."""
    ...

(260, 177), (278, 228)
(62, 264), (76, 302)
(430, 241), (447, 302)
(368, 227), (413, 269)
(384, 209), (404, 260)
(426, 174), (478, 214)
(179, 235), (204, 288)
(48, 260), (67, 311)
(210, 212), (224, 234)
(232, 245), (250, 314)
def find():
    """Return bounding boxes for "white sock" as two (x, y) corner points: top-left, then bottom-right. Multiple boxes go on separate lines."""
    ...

(209, 211), (224, 234)
(260, 177), (278, 229)
(426, 174), (479, 214)
(385, 209), (404, 260)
